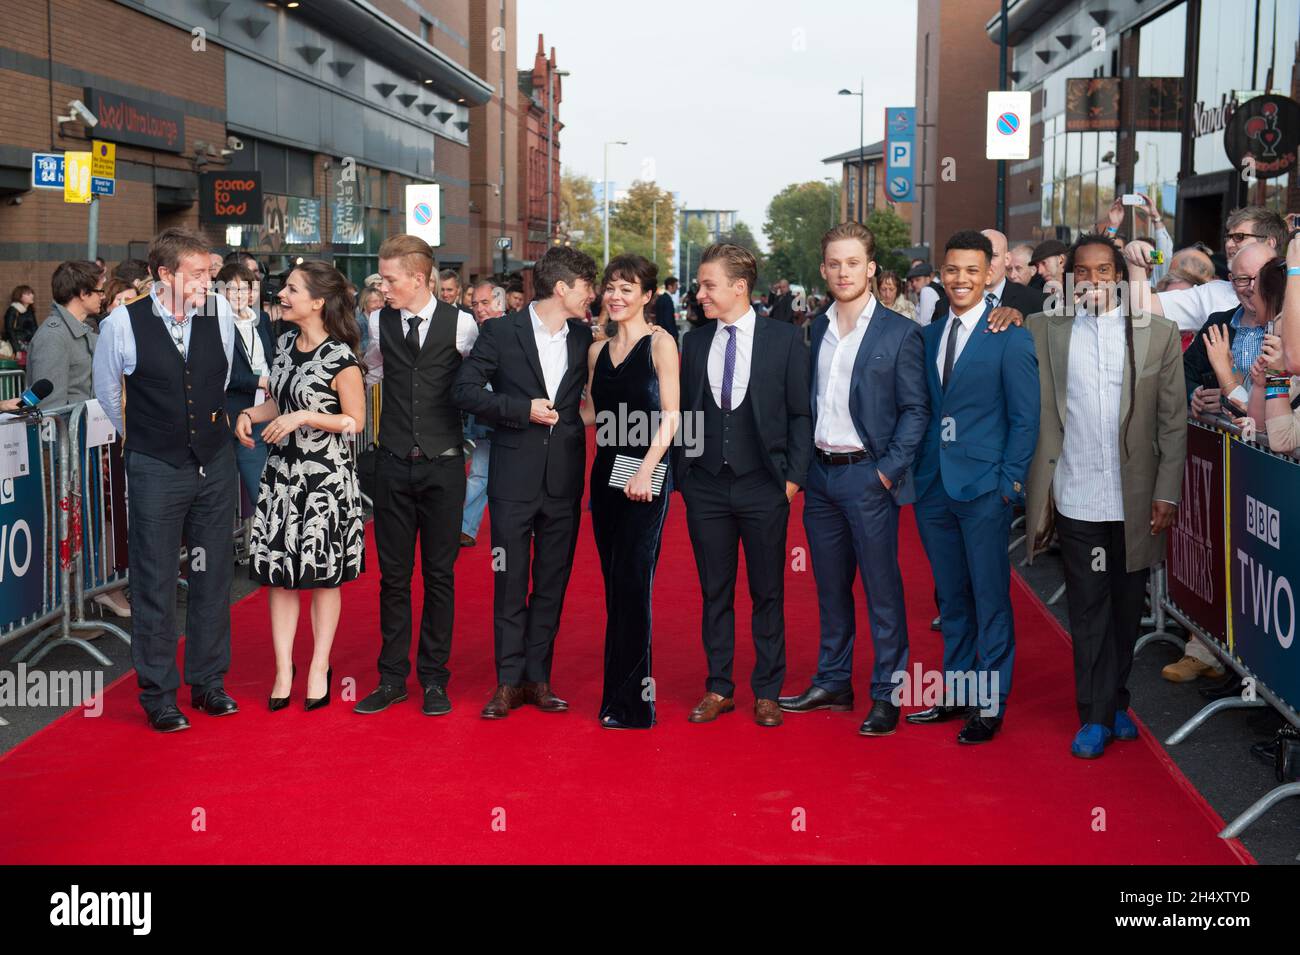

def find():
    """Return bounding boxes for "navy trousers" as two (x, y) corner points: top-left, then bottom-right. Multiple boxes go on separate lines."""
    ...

(126, 443), (237, 714)
(914, 484), (1015, 716)
(802, 457), (909, 700)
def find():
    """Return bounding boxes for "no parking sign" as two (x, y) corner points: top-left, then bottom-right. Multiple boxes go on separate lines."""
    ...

(404, 184), (441, 245)
(986, 91), (1031, 160)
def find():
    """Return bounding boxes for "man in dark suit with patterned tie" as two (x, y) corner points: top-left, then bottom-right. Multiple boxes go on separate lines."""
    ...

(675, 244), (812, 727)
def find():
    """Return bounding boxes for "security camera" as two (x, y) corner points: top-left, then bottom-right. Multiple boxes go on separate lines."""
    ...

(68, 99), (98, 127)
(226, 135), (244, 152)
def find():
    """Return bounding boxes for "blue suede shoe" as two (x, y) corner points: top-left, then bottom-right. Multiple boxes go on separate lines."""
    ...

(1071, 723), (1112, 759)
(1113, 710), (1139, 741)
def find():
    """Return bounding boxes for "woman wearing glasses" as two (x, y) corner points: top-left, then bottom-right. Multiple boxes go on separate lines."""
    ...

(236, 261), (367, 712)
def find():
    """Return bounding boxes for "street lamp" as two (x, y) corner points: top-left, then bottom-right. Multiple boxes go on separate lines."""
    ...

(603, 140), (627, 266)
(546, 68), (570, 245)
(838, 79), (864, 223)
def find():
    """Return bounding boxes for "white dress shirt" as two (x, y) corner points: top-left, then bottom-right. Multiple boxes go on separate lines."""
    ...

(935, 300), (985, 384)
(529, 303), (569, 401)
(363, 293), (479, 384)
(916, 284), (941, 327)
(986, 277), (1007, 305)
(1156, 279), (1240, 334)
(707, 307), (756, 408)
(815, 296), (874, 452)
(1054, 304), (1126, 522)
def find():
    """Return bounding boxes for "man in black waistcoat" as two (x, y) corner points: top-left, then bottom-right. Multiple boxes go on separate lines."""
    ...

(92, 228), (239, 732)
(675, 243), (812, 727)
(453, 246), (598, 719)
(354, 235), (480, 718)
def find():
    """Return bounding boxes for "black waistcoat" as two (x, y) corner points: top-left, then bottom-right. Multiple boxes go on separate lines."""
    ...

(123, 294), (228, 466)
(377, 301), (464, 457)
(699, 389), (763, 477)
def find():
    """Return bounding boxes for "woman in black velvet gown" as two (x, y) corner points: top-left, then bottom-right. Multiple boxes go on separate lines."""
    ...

(582, 255), (680, 728)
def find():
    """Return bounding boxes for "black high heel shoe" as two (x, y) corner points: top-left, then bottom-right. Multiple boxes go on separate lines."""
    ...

(269, 664), (296, 712)
(305, 667), (333, 711)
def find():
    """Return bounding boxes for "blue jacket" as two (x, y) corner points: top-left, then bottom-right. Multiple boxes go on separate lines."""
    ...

(914, 304), (1040, 503)
(808, 301), (930, 505)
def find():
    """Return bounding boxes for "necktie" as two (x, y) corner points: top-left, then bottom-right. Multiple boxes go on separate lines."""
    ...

(721, 324), (737, 411)
(406, 315), (422, 357)
(985, 292), (997, 307)
(942, 315), (961, 389)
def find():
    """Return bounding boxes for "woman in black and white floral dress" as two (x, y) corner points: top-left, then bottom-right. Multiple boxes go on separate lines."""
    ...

(236, 261), (366, 712)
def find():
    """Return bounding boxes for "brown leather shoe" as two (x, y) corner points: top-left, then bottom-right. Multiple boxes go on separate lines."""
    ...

(480, 684), (524, 719)
(688, 692), (735, 723)
(754, 698), (783, 727)
(522, 681), (569, 712)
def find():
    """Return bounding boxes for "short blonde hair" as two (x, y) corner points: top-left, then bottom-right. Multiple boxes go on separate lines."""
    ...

(821, 221), (876, 260)
(700, 243), (757, 296)
(378, 234), (435, 283)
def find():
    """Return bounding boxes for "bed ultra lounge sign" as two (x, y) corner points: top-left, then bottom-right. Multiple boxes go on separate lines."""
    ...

(84, 87), (185, 153)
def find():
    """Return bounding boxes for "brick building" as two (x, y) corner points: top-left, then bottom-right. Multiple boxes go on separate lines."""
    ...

(913, 0), (1001, 258)
(822, 141), (915, 230)
(0, 0), (559, 307)
(516, 34), (563, 297)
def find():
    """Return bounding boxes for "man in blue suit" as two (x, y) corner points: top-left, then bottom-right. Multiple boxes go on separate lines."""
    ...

(778, 223), (930, 736)
(907, 230), (1039, 744)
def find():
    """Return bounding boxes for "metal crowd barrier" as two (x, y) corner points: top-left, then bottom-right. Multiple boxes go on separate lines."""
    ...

(0, 367), (24, 401)
(1137, 412), (1300, 839)
(1, 404), (130, 667)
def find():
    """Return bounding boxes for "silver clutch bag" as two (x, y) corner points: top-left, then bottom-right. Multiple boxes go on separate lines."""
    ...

(608, 454), (668, 497)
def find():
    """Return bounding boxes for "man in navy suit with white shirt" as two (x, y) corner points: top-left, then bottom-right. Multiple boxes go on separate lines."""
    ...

(778, 223), (929, 736)
(908, 230), (1039, 744)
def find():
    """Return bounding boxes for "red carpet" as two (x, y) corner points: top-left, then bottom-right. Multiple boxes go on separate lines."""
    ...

(0, 479), (1251, 864)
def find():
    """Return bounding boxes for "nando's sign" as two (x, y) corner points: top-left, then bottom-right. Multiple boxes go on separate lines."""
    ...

(1224, 94), (1299, 180)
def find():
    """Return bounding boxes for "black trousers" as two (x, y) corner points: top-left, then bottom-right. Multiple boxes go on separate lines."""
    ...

(372, 449), (465, 689)
(681, 465), (788, 700)
(1056, 512), (1150, 727)
(126, 444), (237, 714)
(489, 491), (582, 686)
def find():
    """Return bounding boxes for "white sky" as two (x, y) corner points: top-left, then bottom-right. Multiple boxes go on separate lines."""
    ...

(518, 0), (918, 249)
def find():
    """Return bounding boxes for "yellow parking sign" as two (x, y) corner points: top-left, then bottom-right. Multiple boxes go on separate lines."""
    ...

(64, 151), (92, 203)
(91, 141), (115, 180)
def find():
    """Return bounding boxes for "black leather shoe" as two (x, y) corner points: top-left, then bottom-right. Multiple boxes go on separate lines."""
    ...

(858, 700), (900, 736)
(778, 685), (854, 712)
(191, 687), (239, 716)
(905, 704), (972, 724)
(269, 663), (296, 712)
(305, 668), (332, 711)
(1251, 739), (1279, 767)
(1198, 675), (1245, 701)
(354, 683), (408, 714)
(147, 704), (190, 733)
(957, 714), (1003, 744)
(930, 616), (942, 631)
(422, 683), (451, 716)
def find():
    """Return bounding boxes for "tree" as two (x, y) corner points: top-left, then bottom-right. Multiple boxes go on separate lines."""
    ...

(763, 180), (839, 291)
(679, 217), (712, 284)
(865, 207), (913, 276)
(611, 180), (677, 267)
(559, 168), (604, 263)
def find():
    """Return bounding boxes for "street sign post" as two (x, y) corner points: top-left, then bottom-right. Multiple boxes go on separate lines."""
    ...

(884, 107), (916, 203)
(31, 153), (64, 190)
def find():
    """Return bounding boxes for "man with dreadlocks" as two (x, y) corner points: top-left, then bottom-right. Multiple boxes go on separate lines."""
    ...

(1023, 234), (1187, 759)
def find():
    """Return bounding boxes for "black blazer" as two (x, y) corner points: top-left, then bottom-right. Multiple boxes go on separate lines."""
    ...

(224, 312), (276, 420)
(675, 314), (812, 492)
(453, 309), (593, 502)
(769, 291), (796, 324)
(652, 293), (679, 342)
(1182, 307), (1240, 402)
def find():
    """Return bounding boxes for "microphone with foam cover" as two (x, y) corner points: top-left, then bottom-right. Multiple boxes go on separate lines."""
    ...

(17, 379), (53, 410)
